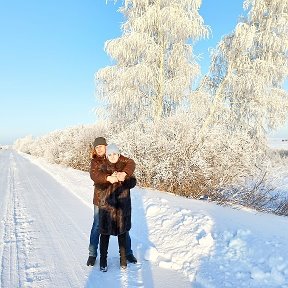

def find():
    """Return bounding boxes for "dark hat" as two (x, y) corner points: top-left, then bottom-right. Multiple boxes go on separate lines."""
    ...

(93, 137), (107, 147)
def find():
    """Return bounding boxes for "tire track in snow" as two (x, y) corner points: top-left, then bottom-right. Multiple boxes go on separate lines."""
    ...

(0, 150), (11, 284)
(1, 152), (48, 287)
(12, 151), (89, 287)
(0, 150), (89, 287)
(1, 161), (21, 288)
(20, 168), (86, 287)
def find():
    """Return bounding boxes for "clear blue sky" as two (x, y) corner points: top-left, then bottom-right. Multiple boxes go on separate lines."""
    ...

(0, 0), (286, 145)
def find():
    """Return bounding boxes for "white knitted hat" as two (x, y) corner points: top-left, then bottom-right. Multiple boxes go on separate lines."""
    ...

(106, 143), (120, 156)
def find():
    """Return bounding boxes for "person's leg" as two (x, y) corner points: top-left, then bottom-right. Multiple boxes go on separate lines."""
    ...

(126, 231), (137, 263)
(100, 234), (110, 272)
(125, 231), (132, 255)
(87, 205), (100, 266)
(118, 232), (127, 269)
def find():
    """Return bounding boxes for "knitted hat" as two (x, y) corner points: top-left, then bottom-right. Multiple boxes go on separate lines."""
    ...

(106, 143), (120, 156)
(93, 137), (107, 147)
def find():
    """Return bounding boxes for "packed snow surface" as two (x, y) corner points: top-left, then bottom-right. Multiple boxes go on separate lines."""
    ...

(0, 148), (288, 287)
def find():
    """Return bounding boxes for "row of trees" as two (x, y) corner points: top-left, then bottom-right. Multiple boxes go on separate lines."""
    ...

(15, 0), (288, 215)
(96, 0), (288, 214)
(13, 118), (288, 215)
(98, 0), (288, 139)
(13, 124), (107, 171)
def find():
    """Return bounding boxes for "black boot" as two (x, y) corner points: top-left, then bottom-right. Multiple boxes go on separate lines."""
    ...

(86, 256), (96, 266)
(100, 257), (107, 272)
(100, 234), (109, 272)
(126, 254), (137, 264)
(118, 233), (127, 269)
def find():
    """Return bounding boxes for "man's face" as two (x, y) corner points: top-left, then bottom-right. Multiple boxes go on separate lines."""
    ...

(95, 145), (106, 157)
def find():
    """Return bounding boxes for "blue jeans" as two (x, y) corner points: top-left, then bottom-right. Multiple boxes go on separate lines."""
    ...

(88, 205), (133, 257)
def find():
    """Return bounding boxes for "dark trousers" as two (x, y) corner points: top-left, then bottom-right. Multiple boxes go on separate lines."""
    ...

(100, 232), (127, 266)
(89, 205), (134, 257)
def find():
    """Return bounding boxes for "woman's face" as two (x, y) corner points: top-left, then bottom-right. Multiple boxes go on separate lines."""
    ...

(95, 145), (106, 157)
(107, 153), (119, 163)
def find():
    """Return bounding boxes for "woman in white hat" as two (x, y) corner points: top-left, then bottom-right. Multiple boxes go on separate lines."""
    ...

(94, 143), (136, 272)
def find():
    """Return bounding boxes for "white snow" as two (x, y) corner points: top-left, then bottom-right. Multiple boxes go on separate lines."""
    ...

(268, 137), (288, 150)
(1, 149), (288, 288)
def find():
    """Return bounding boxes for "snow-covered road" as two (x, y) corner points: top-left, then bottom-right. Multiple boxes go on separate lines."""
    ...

(0, 150), (91, 287)
(0, 150), (191, 288)
(1, 149), (288, 287)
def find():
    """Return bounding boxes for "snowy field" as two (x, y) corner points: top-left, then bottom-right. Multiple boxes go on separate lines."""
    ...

(268, 137), (288, 150)
(1, 148), (288, 288)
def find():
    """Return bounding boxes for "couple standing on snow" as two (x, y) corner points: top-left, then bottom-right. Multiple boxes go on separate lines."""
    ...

(87, 137), (137, 272)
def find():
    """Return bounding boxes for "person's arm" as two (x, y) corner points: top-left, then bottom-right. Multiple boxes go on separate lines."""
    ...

(122, 175), (137, 189)
(116, 155), (136, 181)
(107, 172), (119, 184)
(90, 159), (110, 185)
(90, 159), (120, 185)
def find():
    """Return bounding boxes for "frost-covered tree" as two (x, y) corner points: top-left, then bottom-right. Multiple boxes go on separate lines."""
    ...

(14, 123), (109, 171)
(13, 135), (34, 154)
(201, 0), (288, 142)
(96, 0), (209, 124)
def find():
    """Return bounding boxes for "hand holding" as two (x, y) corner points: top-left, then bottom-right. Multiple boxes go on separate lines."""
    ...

(116, 171), (127, 182)
(107, 175), (119, 184)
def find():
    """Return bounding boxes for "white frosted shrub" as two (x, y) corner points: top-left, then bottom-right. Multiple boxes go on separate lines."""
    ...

(13, 135), (34, 154)
(14, 123), (109, 170)
(43, 141), (59, 163)
(110, 113), (265, 198)
(13, 118), (287, 214)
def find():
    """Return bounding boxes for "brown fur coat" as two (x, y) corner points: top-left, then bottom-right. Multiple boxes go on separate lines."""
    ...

(90, 155), (136, 235)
